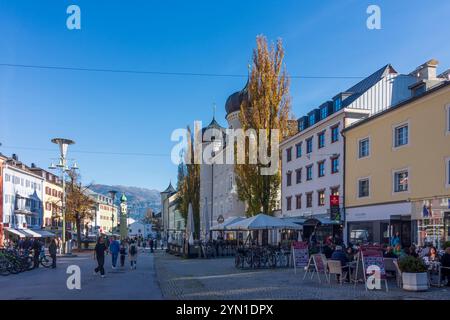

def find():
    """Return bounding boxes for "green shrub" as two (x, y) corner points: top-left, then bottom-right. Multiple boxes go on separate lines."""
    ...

(398, 255), (427, 273)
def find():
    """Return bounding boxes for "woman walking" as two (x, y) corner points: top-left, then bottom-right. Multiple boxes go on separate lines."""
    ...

(94, 237), (107, 278)
(129, 240), (138, 269)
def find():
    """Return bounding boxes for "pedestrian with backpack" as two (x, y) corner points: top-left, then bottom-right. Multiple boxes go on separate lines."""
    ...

(129, 240), (138, 269)
(119, 240), (127, 268)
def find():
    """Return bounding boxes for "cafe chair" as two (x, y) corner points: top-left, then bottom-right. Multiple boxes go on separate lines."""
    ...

(392, 259), (403, 288)
(327, 260), (348, 285)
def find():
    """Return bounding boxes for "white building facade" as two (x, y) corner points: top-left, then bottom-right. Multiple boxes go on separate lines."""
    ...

(2, 155), (44, 235)
(280, 64), (415, 243)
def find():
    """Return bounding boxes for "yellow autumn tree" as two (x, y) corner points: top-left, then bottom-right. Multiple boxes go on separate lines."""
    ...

(235, 35), (294, 216)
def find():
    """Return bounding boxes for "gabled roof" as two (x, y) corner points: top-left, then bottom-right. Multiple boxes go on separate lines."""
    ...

(339, 64), (397, 108)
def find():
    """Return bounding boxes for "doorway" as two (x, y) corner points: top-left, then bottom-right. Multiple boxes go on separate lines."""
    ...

(390, 215), (411, 248)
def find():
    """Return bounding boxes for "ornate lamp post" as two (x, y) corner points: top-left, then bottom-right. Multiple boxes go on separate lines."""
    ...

(49, 138), (77, 254)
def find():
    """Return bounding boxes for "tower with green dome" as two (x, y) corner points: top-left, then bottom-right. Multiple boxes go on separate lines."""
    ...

(120, 193), (128, 240)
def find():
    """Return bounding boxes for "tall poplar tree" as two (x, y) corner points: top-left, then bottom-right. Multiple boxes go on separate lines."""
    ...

(235, 35), (294, 216)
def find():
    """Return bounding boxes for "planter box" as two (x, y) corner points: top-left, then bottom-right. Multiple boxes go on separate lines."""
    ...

(402, 272), (429, 291)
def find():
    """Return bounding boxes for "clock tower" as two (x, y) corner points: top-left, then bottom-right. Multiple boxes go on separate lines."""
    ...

(120, 194), (128, 240)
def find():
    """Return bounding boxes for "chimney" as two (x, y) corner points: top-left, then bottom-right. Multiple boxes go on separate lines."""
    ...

(31, 163), (36, 168)
(411, 59), (439, 81)
(12, 153), (18, 161)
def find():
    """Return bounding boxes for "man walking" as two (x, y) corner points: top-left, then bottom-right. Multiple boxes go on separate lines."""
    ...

(129, 240), (138, 269)
(94, 237), (107, 278)
(32, 238), (41, 269)
(109, 236), (120, 269)
(49, 238), (57, 268)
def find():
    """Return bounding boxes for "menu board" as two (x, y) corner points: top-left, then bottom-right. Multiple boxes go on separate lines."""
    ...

(292, 241), (309, 268)
(361, 249), (386, 277)
(312, 254), (326, 272)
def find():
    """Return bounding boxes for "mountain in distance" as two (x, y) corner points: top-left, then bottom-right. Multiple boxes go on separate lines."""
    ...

(89, 184), (161, 221)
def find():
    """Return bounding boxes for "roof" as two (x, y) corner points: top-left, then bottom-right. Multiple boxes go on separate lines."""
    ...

(225, 81), (248, 115)
(338, 64), (397, 108)
(161, 182), (176, 194)
(342, 80), (450, 133)
(120, 193), (128, 202)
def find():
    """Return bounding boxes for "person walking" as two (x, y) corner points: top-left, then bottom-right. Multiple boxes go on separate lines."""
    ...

(32, 238), (41, 269)
(153, 237), (158, 252)
(149, 237), (154, 253)
(49, 238), (57, 268)
(119, 240), (127, 268)
(129, 240), (138, 269)
(94, 237), (107, 278)
(109, 236), (120, 269)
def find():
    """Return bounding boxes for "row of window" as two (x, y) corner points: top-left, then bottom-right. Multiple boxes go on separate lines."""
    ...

(44, 202), (62, 212)
(286, 157), (340, 186)
(286, 187), (339, 210)
(100, 204), (115, 211)
(100, 215), (114, 221)
(286, 124), (340, 162)
(45, 186), (62, 198)
(356, 122), (409, 160)
(357, 169), (409, 198)
(4, 174), (41, 191)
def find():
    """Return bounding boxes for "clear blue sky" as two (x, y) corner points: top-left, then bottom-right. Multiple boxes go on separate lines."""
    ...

(0, 0), (449, 191)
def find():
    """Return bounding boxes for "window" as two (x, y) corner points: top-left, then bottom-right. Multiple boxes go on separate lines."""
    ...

(286, 171), (292, 187)
(394, 170), (409, 192)
(309, 113), (315, 126)
(358, 178), (370, 198)
(306, 165), (313, 181)
(331, 156), (339, 174)
(26, 180), (30, 188)
(286, 196), (292, 211)
(318, 161), (325, 177)
(330, 187), (339, 196)
(331, 125), (339, 143)
(447, 158), (450, 187)
(295, 194), (302, 209)
(5, 174), (10, 182)
(318, 190), (325, 206)
(306, 137), (313, 154)
(295, 168), (302, 184)
(296, 143), (302, 158)
(394, 124), (409, 147)
(359, 138), (370, 158)
(286, 147), (292, 162)
(334, 98), (342, 112)
(306, 193), (313, 208)
(318, 131), (325, 149)
(320, 107), (327, 120)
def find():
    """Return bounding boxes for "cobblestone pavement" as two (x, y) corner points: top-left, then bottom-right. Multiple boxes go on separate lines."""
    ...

(154, 252), (450, 300)
(0, 249), (162, 300)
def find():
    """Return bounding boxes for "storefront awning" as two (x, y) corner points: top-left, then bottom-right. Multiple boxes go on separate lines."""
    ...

(20, 229), (42, 238)
(303, 217), (340, 227)
(32, 229), (56, 238)
(4, 227), (27, 238)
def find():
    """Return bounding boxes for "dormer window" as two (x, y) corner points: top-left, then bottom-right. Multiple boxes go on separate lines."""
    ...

(320, 106), (328, 120)
(334, 97), (342, 112)
(309, 113), (315, 126)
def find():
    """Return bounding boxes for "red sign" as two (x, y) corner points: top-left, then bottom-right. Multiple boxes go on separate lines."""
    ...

(330, 195), (339, 207)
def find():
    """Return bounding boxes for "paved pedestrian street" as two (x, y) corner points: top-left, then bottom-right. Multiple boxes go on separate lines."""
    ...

(154, 252), (450, 300)
(0, 249), (162, 300)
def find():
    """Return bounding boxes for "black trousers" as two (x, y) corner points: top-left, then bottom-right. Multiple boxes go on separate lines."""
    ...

(95, 256), (105, 275)
(120, 254), (125, 267)
(34, 254), (40, 268)
(51, 254), (56, 268)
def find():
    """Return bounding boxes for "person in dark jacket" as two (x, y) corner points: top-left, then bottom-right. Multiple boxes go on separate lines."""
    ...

(94, 237), (107, 277)
(330, 246), (350, 282)
(32, 238), (41, 268)
(49, 239), (57, 268)
(441, 247), (450, 286)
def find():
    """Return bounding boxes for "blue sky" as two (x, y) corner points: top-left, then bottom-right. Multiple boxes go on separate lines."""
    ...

(0, 0), (449, 191)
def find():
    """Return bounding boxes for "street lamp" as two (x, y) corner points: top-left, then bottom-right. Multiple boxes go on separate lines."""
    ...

(109, 190), (117, 234)
(49, 138), (76, 254)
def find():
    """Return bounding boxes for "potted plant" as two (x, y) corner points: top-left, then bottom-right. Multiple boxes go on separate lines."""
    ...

(398, 256), (429, 291)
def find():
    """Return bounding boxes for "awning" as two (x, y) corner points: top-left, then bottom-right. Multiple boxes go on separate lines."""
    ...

(4, 227), (27, 238)
(32, 229), (56, 238)
(211, 216), (246, 231)
(20, 229), (42, 238)
(303, 217), (340, 226)
(226, 213), (302, 231)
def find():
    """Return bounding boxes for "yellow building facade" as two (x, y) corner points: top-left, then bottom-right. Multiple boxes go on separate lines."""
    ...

(343, 76), (450, 248)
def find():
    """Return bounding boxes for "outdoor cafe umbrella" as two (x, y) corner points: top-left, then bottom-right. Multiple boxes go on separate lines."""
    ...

(211, 216), (246, 231)
(187, 203), (195, 245)
(203, 198), (210, 240)
(225, 213), (302, 231)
